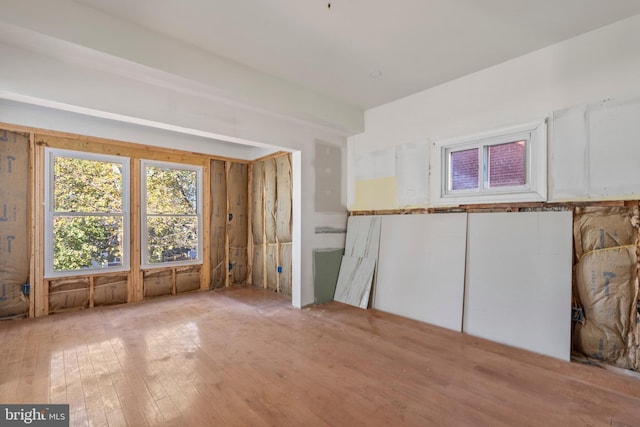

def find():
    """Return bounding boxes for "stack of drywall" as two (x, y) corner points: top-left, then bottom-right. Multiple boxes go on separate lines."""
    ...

(0, 130), (30, 318)
(334, 216), (381, 309)
(573, 207), (639, 370)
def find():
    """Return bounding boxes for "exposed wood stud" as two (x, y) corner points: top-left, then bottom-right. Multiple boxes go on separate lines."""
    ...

(201, 164), (212, 291)
(225, 161), (231, 288)
(247, 163), (254, 286)
(28, 132), (36, 318)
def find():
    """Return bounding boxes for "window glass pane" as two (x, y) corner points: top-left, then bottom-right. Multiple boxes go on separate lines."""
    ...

(53, 216), (124, 272)
(450, 148), (479, 190)
(146, 216), (198, 264)
(54, 156), (123, 212)
(146, 166), (197, 214)
(488, 141), (526, 188)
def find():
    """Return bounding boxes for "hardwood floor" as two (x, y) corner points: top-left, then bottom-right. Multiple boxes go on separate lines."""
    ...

(0, 287), (639, 426)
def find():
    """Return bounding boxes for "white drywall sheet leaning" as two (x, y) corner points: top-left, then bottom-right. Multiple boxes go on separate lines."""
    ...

(463, 211), (573, 360)
(373, 213), (467, 331)
(334, 216), (381, 308)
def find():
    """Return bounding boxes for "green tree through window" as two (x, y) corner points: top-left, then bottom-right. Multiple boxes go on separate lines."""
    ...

(47, 151), (129, 275)
(142, 162), (202, 266)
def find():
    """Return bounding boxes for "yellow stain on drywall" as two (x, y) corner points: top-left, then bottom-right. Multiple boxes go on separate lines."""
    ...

(352, 177), (398, 211)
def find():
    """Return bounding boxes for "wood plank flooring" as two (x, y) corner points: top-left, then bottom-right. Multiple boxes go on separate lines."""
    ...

(1, 287), (639, 426)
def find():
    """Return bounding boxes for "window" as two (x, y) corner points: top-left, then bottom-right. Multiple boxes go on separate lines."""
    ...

(45, 149), (130, 277)
(433, 120), (547, 205)
(141, 161), (202, 268)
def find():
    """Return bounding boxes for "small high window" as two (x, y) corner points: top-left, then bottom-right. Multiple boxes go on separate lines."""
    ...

(433, 120), (547, 205)
(141, 161), (202, 268)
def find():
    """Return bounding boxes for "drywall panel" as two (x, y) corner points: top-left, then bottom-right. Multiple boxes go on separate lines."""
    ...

(315, 142), (343, 213)
(334, 216), (381, 308)
(355, 148), (396, 181)
(463, 211), (573, 360)
(334, 256), (376, 309)
(551, 97), (640, 201)
(396, 142), (429, 207)
(374, 213), (467, 331)
(588, 98), (640, 197)
(313, 248), (343, 304)
(353, 177), (398, 211)
(344, 216), (381, 258)
(549, 106), (588, 200)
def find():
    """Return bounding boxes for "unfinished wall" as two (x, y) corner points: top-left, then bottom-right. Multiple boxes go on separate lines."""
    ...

(210, 160), (227, 289)
(228, 162), (248, 284)
(0, 129), (30, 318)
(573, 207), (639, 370)
(251, 153), (293, 295)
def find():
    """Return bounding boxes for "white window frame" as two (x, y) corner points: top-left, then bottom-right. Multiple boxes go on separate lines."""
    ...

(141, 160), (203, 269)
(44, 148), (130, 278)
(431, 120), (547, 206)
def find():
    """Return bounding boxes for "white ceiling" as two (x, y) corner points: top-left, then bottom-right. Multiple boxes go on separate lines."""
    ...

(71, 0), (640, 111)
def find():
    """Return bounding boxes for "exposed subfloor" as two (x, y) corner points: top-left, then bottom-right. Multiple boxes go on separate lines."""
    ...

(0, 287), (639, 426)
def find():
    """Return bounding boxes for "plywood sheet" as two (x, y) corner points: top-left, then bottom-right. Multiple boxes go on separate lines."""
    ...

(210, 160), (227, 289)
(463, 211), (573, 361)
(374, 213), (467, 331)
(334, 256), (376, 309)
(276, 154), (292, 243)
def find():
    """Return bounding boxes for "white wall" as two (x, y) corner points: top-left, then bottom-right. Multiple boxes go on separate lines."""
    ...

(349, 14), (640, 209)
